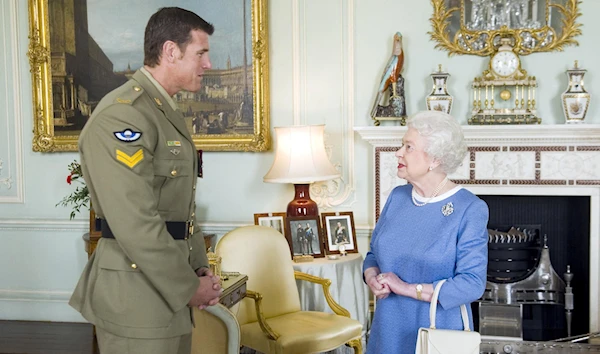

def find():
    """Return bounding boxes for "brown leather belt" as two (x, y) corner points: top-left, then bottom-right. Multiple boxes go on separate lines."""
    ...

(101, 219), (190, 240)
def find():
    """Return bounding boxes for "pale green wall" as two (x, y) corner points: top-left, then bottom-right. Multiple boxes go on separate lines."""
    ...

(0, 0), (597, 321)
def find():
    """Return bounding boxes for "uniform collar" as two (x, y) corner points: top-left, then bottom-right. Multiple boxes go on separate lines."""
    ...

(139, 67), (179, 112)
(131, 70), (193, 146)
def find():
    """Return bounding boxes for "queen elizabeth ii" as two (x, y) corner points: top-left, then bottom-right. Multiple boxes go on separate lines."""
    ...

(362, 110), (489, 353)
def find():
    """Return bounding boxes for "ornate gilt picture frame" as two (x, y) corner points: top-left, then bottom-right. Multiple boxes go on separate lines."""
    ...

(27, 0), (270, 152)
(429, 0), (582, 56)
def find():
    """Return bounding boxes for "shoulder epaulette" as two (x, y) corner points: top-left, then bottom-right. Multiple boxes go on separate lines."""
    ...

(113, 85), (144, 106)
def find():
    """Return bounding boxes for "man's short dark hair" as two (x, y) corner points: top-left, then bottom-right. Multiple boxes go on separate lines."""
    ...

(144, 7), (215, 67)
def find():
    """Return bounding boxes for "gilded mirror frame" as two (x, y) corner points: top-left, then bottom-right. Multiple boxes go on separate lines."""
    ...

(429, 0), (582, 56)
(27, 0), (270, 152)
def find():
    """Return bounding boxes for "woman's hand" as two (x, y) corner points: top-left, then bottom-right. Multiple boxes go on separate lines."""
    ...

(364, 267), (391, 299)
(367, 276), (391, 299)
(377, 272), (408, 296)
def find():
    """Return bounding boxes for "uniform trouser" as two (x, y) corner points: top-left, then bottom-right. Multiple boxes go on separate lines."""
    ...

(96, 327), (192, 354)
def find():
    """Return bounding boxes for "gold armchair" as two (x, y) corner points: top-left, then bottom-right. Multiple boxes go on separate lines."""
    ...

(192, 304), (241, 354)
(216, 225), (363, 354)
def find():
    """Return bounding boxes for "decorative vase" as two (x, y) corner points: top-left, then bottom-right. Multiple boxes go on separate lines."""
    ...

(562, 60), (591, 124)
(426, 64), (453, 114)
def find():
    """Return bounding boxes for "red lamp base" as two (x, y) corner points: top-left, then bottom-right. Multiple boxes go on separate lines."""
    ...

(286, 184), (319, 217)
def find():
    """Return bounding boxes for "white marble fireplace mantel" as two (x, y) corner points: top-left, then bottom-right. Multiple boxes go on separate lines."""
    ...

(355, 124), (600, 147)
(355, 123), (600, 333)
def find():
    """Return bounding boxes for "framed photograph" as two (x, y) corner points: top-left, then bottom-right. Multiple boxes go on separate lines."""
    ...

(28, 0), (269, 152)
(253, 212), (286, 236)
(321, 212), (358, 254)
(284, 216), (325, 258)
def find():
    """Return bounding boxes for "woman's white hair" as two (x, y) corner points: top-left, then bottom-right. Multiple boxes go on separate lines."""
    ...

(406, 110), (467, 174)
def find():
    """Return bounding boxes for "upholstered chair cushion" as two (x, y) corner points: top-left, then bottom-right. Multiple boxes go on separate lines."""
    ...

(241, 311), (362, 354)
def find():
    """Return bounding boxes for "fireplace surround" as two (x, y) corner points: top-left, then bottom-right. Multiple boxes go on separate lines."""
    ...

(355, 124), (600, 338)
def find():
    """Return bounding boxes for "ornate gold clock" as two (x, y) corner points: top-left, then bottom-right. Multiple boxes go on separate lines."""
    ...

(469, 38), (540, 125)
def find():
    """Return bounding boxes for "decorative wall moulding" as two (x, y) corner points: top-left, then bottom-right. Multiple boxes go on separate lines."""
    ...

(0, 158), (12, 190)
(0, 0), (24, 203)
(289, 0), (356, 210)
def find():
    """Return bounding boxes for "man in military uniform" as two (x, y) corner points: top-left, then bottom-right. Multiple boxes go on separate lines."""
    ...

(334, 221), (349, 244)
(69, 7), (221, 354)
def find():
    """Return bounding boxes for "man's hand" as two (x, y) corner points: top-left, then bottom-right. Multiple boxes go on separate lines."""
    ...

(188, 268), (222, 309)
(196, 267), (214, 277)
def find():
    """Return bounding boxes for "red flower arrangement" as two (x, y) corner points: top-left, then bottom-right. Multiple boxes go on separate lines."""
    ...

(56, 160), (90, 219)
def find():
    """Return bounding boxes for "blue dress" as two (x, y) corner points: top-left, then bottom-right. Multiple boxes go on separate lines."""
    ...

(363, 185), (489, 354)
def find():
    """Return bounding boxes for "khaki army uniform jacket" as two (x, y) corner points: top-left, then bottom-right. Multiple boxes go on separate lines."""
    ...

(69, 70), (208, 339)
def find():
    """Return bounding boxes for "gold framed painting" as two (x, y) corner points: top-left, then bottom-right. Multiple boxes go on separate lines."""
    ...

(27, 0), (270, 152)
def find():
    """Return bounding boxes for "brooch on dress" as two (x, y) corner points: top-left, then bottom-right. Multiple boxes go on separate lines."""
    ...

(441, 202), (454, 217)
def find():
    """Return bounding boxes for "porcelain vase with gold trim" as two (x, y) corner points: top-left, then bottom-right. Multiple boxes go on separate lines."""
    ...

(562, 61), (591, 124)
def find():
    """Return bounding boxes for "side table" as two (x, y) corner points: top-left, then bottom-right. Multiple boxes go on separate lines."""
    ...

(292, 253), (369, 353)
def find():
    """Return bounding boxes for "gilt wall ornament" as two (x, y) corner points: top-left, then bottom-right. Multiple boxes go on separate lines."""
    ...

(561, 60), (590, 123)
(429, 0), (582, 57)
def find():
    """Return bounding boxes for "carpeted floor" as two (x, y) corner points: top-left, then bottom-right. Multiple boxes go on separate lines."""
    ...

(0, 320), (98, 354)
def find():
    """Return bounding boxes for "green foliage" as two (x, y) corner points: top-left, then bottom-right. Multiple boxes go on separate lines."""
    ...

(56, 160), (90, 220)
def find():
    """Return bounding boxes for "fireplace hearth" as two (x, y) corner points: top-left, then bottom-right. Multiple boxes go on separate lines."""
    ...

(475, 195), (590, 341)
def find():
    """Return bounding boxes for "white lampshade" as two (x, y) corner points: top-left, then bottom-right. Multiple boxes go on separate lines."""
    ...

(264, 125), (340, 184)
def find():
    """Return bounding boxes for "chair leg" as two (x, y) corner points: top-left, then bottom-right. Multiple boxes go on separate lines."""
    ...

(347, 338), (362, 354)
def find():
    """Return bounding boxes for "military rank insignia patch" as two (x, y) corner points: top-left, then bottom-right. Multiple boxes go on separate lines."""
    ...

(114, 129), (142, 142)
(116, 149), (144, 168)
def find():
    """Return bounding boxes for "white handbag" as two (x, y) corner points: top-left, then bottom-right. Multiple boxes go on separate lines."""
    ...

(415, 279), (481, 354)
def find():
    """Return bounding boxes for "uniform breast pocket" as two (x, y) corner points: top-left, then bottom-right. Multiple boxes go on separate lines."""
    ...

(153, 159), (192, 214)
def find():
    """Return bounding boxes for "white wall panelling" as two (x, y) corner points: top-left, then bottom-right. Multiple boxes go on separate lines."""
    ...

(0, 0), (24, 203)
(292, 0), (357, 209)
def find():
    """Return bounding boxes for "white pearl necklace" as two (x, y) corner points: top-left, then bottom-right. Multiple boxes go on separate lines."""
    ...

(411, 177), (449, 207)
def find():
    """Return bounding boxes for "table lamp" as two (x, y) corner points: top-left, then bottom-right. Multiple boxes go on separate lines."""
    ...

(264, 125), (340, 217)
